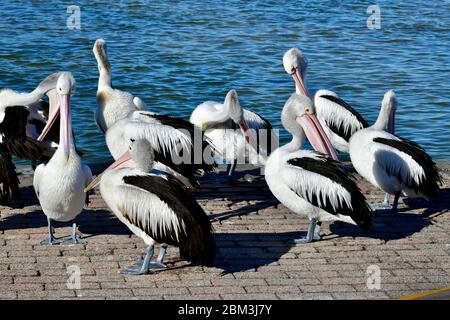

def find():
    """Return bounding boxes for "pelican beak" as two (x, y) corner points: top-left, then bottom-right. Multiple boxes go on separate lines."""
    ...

(59, 93), (72, 159)
(37, 100), (60, 142)
(84, 151), (133, 193)
(292, 68), (309, 97)
(387, 107), (396, 134)
(296, 114), (339, 161)
(238, 119), (257, 151)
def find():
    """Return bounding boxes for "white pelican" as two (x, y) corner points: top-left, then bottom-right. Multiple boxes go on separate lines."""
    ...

(0, 72), (63, 204)
(282, 48), (397, 153)
(93, 38), (144, 133)
(33, 72), (92, 245)
(84, 139), (216, 275)
(265, 93), (372, 243)
(349, 90), (441, 213)
(190, 90), (277, 180)
(93, 38), (217, 186)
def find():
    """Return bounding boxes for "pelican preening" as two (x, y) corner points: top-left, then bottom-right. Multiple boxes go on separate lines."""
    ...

(265, 94), (372, 243)
(190, 89), (277, 180)
(93, 39), (145, 133)
(349, 90), (441, 213)
(33, 72), (92, 245)
(94, 39), (217, 187)
(282, 48), (397, 153)
(0, 72), (63, 203)
(84, 139), (215, 275)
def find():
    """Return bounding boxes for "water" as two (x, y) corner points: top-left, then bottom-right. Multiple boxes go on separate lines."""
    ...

(0, 1), (449, 165)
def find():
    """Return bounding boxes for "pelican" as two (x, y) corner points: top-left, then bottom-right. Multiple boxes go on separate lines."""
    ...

(33, 72), (92, 245)
(282, 48), (397, 153)
(349, 90), (441, 213)
(93, 39), (216, 186)
(0, 72), (63, 204)
(84, 139), (216, 275)
(265, 93), (372, 243)
(93, 38), (144, 133)
(190, 90), (277, 180)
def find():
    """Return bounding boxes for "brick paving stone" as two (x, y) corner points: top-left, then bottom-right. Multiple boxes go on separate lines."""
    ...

(0, 164), (449, 300)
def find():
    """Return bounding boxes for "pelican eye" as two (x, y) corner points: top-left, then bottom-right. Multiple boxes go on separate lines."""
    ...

(290, 67), (296, 75)
(305, 107), (312, 114)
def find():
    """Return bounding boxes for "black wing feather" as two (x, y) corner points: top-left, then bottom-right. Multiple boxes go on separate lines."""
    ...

(0, 144), (19, 205)
(122, 174), (216, 264)
(0, 106), (44, 160)
(373, 137), (441, 201)
(319, 95), (369, 142)
(140, 113), (217, 177)
(287, 157), (372, 230)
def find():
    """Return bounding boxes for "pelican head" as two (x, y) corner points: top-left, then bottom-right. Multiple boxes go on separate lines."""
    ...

(282, 93), (338, 160)
(84, 139), (154, 192)
(37, 72), (76, 151)
(283, 48), (309, 96)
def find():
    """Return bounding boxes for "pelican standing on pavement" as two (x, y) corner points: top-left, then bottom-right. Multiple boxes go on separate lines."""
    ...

(282, 48), (398, 153)
(33, 72), (92, 244)
(190, 90), (277, 180)
(349, 90), (441, 213)
(265, 94), (372, 243)
(84, 139), (215, 275)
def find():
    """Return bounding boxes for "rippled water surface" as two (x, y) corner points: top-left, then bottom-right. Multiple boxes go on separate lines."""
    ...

(0, 1), (449, 164)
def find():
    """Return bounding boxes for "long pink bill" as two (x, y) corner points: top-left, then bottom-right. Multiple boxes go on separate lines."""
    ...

(59, 94), (72, 159)
(296, 114), (339, 161)
(37, 104), (60, 142)
(238, 120), (257, 153)
(84, 151), (133, 193)
(292, 69), (309, 97)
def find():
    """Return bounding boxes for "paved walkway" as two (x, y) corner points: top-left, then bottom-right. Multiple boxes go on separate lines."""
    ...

(0, 165), (449, 300)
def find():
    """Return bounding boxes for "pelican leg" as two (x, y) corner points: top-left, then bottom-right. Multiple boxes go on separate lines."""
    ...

(149, 244), (168, 270)
(40, 218), (63, 245)
(61, 222), (86, 244)
(369, 193), (393, 210)
(383, 193), (390, 206)
(227, 160), (237, 179)
(290, 219), (321, 244)
(391, 192), (400, 214)
(122, 246), (154, 275)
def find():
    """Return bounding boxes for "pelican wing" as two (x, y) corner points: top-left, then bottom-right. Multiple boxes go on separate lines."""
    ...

(282, 153), (372, 229)
(133, 111), (218, 173)
(121, 114), (192, 157)
(243, 109), (273, 130)
(0, 106), (44, 160)
(117, 173), (215, 263)
(243, 110), (277, 156)
(32, 163), (46, 198)
(372, 136), (441, 200)
(315, 94), (368, 142)
(0, 144), (19, 204)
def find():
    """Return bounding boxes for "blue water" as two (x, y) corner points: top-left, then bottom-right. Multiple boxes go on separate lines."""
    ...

(0, 1), (449, 164)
